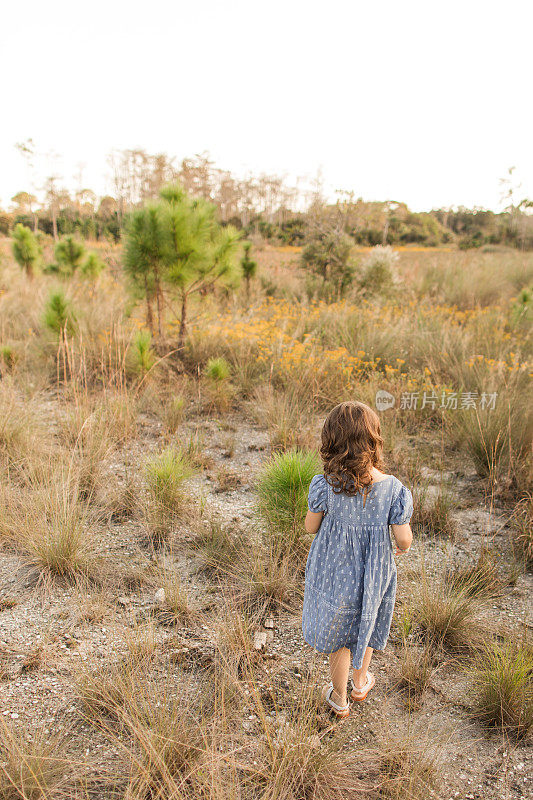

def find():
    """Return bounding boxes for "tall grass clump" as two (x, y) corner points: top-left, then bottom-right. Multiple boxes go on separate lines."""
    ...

(0, 718), (72, 799)
(376, 722), (444, 800)
(408, 567), (483, 654)
(256, 448), (321, 559)
(252, 385), (316, 452)
(511, 494), (533, 566)
(0, 383), (45, 476)
(145, 447), (194, 543)
(450, 385), (532, 493)
(146, 447), (194, 511)
(251, 672), (371, 800)
(0, 481), (96, 579)
(412, 483), (456, 539)
(203, 356), (235, 413)
(470, 639), (533, 740)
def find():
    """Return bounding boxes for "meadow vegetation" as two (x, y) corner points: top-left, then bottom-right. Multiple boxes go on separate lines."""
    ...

(0, 187), (531, 798)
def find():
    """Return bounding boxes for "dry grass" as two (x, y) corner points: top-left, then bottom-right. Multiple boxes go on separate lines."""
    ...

(404, 563), (485, 655)
(192, 515), (248, 578)
(469, 638), (533, 741)
(511, 493), (533, 566)
(0, 717), (77, 799)
(0, 242), (531, 796)
(252, 385), (317, 452)
(444, 549), (515, 599)
(392, 640), (435, 709)
(374, 719), (445, 800)
(0, 477), (97, 580)
(412, 482), (456, 539)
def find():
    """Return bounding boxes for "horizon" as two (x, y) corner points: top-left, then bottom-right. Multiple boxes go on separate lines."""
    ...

(1, 1), (532, 214)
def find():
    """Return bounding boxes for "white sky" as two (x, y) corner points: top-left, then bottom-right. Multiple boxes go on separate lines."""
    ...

(1, 0), (531, 212)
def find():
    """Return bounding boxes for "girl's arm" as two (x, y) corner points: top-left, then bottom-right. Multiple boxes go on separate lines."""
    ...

(305, 510), (324, 534)
(391, 523), (413, 553)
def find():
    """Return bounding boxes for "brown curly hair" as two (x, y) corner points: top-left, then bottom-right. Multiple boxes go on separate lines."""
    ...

(320, 401), (386, 497)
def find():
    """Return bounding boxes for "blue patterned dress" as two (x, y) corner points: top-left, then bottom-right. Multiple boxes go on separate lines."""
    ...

(302, 474), (413, 669)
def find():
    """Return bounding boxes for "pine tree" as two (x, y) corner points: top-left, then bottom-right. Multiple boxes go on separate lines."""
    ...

(240, 241), (257, 298)
(160, 184), (241, 347)
(54, 235), (86, 277)
(123, 205), (165, 337)
(12, 223), (40, 279)
(81, 252), (106, 279)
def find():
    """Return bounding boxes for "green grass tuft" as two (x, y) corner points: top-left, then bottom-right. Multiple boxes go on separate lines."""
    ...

(256, 448), (321, 557)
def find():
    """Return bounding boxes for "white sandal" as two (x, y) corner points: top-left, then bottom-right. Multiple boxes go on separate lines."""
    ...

(350, 672), (376, 701)
(322, 683), (350, 718)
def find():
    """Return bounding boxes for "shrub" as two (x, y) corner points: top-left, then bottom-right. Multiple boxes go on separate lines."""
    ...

(43, 289), (76, 336)
(301, 230), (354, 296)
(360, 245), (400, 295)
(256, 448), (321, 557)
(470, 639), (533, 740)
(54, 234), (86, 277)
(81, 251), (106, 278)
(241, 240), (257, 297)
(11, 223), (40, 279)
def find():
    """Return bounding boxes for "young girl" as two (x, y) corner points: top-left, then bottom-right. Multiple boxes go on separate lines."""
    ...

(301, 400), (413, 719)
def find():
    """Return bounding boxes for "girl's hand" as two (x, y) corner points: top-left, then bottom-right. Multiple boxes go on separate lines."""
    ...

(395, 545), (410, 555)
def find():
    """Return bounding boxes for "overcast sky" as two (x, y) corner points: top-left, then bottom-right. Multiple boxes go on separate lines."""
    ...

(1, 0), (531, 212)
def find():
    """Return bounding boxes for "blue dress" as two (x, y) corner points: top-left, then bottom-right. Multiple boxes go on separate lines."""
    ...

(302, 474), (413, 669)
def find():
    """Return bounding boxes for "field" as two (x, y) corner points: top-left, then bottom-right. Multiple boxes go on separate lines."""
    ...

(0, 236), (532, 799)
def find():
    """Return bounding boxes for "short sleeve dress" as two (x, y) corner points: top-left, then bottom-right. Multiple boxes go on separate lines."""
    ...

(302, 473), (413, 669)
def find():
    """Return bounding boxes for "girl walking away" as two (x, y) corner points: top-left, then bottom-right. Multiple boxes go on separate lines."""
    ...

(302, 401), (413, 719)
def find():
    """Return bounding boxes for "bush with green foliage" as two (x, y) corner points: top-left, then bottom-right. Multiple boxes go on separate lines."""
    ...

(43, 290), (76, 336)
(123, 184), (241, 343)
(301, 230), (354, 296)
(131, 330), (156, 376)
(81, 251), (106, 279)
(256, 449), (321, 558)
(11, 223), (40, 279)
(53, 235), (86, 277)
(360, 245), (400, 295)
(205, 356), (231, 382)
(240, 241), (257, 297)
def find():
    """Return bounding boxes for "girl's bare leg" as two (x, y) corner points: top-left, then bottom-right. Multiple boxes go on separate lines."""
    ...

(329, 647), (351, 706)
(352, 646), (373, 690)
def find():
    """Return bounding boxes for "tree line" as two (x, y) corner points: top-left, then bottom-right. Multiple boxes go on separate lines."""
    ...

(2, 150), (532, 249)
